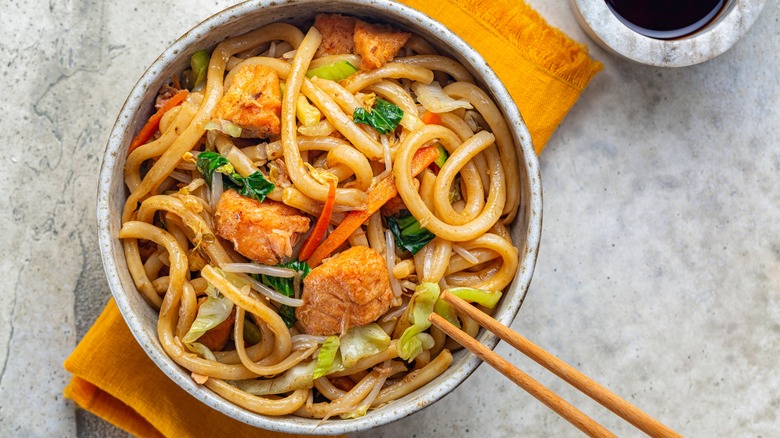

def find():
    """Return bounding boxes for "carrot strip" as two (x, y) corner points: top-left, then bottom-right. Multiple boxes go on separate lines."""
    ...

(172, 73), (181, 90)
(299, 180), (337, 261)
(127, 89), (189, 156)
(307, 145), (440, 267)
(421, 111), (442, 125)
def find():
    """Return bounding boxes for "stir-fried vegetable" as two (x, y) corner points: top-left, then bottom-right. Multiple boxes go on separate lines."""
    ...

(306, 60), (358, 82)
(386, 210), (436, 255)
(196, 151), (275, 202)
(182, 292), (234, 345)
(237, 361), (316, 396)
(259, 260), (311, 328)
(339, 324), (391, 368)
(127, 89), (189, 155)
(311, 324), (391, 379)
(204, 119), (242, 138)
(306, 145), (440, 267)
(353, 98), (404, 134)
(398, 283), (440, 361)
(299, 180), (336, 261)
(434, 142), (448, 168)
(189, 50), (210, 90)
(411, 81), (473, 113)
(448, 287), (503, 308)
(313, 336), (341, 379)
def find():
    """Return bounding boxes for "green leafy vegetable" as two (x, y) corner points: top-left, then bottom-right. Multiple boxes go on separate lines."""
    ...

(434, 142), (448, 168)
(234, 171), (275, 202)
(353, 98), (404, 134)
(448, 287), (503, 308)
(190, 50), (210, 90)
(313, 336), (341, 379)
(386, 210), (435, 255)
(306, 61), (359, 82)
(182, 293), (234, 344)
(339, 324), (391, 368)
(398, 283), (440, 361)
(259, 260), (312, 328)
(196, 151), (275, 202)
(195, 151), (231, 187)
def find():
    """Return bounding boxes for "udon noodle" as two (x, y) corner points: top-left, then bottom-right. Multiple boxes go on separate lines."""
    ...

(120, 14), (520, 419)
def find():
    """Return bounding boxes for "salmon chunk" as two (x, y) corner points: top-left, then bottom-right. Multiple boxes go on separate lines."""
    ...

(353, 20), (410, 70)
(296, 246), (393, 336)
(213, 64), (282, 138)
(215, 190), (310, 265)
(314, 13), (357, 58)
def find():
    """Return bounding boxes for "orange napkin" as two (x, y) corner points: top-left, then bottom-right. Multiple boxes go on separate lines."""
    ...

(64, 1), (601, 436)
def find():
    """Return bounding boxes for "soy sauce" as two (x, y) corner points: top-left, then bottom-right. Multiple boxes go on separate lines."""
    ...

(606, 0), (726, 39)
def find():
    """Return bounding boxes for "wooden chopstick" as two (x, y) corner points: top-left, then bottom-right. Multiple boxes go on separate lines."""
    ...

(428, 312), (615, 437)
(431, 291), (682, 438)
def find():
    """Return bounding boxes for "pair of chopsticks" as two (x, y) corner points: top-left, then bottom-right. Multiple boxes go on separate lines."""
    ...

(428, 291), (681, 437)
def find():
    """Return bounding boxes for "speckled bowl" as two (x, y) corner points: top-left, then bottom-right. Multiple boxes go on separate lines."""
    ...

(571, 0), (767, 67)
(97, 0), (542, 434)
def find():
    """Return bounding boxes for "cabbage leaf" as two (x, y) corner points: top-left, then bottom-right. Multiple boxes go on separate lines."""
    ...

(339, 324), (391, 368)
(398, 282), (440, 361)
(313, 335), (341, 379)
(182, 293), (234, 344)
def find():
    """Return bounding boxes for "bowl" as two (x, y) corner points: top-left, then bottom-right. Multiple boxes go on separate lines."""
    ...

(97, 0), (542, 434)
(570, 0), (767, 67)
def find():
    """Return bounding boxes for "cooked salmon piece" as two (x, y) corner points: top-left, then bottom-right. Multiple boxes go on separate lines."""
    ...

(213, 64), (282, 138)
(353, 20), (410, 71)
(296, 246), (393, 336)
(313, 13), (357, 58)
(215, 189), (310, 265)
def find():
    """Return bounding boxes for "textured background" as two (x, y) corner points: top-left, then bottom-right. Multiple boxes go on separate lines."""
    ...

(0, 0), (778, 436)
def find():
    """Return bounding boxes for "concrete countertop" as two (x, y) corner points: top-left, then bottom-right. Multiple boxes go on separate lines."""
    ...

(1, 0), (778, 436)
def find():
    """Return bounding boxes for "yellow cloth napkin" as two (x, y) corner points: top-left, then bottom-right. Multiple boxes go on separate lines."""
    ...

(65, 1), (601, 436)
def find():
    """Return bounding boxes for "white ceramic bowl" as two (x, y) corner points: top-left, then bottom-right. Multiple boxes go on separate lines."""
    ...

(97, 0), (542, 434)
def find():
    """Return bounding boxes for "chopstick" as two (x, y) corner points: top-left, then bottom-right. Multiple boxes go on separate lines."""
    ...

(429, 291), (682, 438)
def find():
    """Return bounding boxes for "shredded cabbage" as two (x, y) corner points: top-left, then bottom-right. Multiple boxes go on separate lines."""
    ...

(313, 336), (341, 379)
(296, 95), (321, 127)
(411, 81), (473, 114)
(187, 342), (217, 361)
(448, 287), (503, 308)
(398, 282), (440, 361)
(182, 293), (234, 344)
(339, 324), (391, 368)
(236, 361), (316, 396)
(203, 119), (242, 138)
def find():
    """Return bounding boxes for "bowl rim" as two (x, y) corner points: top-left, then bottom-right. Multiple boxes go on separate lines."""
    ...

(97, 0), (543, 434)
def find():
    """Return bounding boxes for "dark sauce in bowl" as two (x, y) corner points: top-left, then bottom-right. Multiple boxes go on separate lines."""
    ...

(606, 0), (726, 39)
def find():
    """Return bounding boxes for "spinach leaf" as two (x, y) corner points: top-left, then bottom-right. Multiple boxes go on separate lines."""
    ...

(353, 99), (404, 134)
(195, 151), (275, 202)
(259, 260), (312, 328)
(386, 210), (435, 255)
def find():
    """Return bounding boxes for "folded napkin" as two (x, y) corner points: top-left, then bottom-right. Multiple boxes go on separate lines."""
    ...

(64, 1), (601, 436)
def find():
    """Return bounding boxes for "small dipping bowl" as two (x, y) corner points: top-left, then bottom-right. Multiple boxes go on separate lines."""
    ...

(570, 0), (767, 67)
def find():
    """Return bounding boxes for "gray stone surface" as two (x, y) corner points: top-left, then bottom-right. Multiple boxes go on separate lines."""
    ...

(0, 0), (777, 437)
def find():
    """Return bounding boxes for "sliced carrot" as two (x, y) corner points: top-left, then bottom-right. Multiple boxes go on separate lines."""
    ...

(299, 180), (337, 261)
(127, 89), (189, 156)
(421, 111), (442, 125)
(307, 145), (440, 267)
